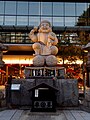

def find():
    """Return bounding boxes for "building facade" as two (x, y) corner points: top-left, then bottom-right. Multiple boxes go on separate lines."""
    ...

(0, 1), (90, 84)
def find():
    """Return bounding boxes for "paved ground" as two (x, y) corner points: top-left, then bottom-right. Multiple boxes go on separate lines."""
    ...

(0, 109), (90, 120)
(0, 85), (90, 120)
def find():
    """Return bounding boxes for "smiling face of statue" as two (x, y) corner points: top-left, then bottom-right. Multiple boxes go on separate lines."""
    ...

(38, 20), (52, 33)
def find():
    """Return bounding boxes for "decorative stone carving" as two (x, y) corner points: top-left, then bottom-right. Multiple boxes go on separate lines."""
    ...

(29, 20), (58, 66)
(0, 40), (8, 67)
(0, 43), (5, 67)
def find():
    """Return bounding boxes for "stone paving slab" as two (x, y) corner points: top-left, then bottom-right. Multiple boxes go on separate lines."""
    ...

(0, 109), (90, 120)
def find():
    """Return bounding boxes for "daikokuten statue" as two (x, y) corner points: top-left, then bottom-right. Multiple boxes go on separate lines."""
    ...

(29, 20), (58, 66)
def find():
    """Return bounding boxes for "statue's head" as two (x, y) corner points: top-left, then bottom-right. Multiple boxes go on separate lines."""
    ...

(38, 20), (52, 33)
(39, 20), (51, 27)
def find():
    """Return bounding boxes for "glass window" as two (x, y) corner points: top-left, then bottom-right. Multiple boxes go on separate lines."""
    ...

(0, 16), (3, 25)
(41, 17), (52, 26)
(17, 16), (28, 25)
(17, 2), (28, 15)
(65, 17), (75, 26)
(65, 2), (75, 16)
(5, 16), (16, 25)
(5, 1), (16, 15)
(29, 2), (40, 15)
(0, 1), (4, 14)
(11, 33), (16, 42)
(29, 16), (40, 26)
(41, 2), (52, 15)
(53, 2), (63, 16)
(53, 17), (64, 26)
(76, 3), (87, 16)
(1, 33), (6, 42)
(5, 33), (11, 43)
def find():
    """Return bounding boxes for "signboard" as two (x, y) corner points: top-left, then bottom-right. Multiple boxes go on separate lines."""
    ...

(11, 84), (21, 90)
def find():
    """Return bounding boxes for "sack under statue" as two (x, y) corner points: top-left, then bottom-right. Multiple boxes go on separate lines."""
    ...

(29, 20), (58, 66)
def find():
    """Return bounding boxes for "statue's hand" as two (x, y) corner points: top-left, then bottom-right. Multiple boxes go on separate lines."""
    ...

(33, 27), (38, 32)
(30, 26), (38, 35)
(48, 32), (55, 40)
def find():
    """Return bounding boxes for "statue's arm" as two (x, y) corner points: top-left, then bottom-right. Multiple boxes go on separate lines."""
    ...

(48, 32), (58, 45)
(29, 27), (38, 42)
(53, 36), (58, 45)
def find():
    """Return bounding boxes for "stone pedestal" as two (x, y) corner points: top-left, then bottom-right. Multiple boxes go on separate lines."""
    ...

(82, 40), (90, 112)
(6, 78), (79, 107)
(57, 79), (79, 107)
(83, 87), (90, 107)
(83, 43), (90, 87)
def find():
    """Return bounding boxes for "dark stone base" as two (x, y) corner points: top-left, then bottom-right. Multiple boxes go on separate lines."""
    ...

(6, 78), (79, 107)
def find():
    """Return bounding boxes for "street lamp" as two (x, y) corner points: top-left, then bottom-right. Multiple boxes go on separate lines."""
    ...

(82, 42), (90, 109)
(83, 42), (90, 87)
(0, 45), (4, 68)
(81, 47), (88, 97)
(0, 40), (8, 84)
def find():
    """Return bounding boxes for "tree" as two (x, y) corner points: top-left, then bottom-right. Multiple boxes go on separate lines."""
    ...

(57, 32), (82, 65)
(76, 5), (90, 26)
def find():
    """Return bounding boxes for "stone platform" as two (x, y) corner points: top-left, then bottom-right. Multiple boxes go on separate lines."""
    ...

(0, 109), (90, 120)
(6, 77), (79, 107)
(81, 87), (90, 112)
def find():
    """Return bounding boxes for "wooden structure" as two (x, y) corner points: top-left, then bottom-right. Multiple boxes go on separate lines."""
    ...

(25, 66), (65, 78)
(29, 82), (58, 112)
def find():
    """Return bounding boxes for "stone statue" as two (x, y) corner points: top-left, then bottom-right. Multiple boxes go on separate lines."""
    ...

(29, 20), (58, 66)
(0, 40), (8, 67)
